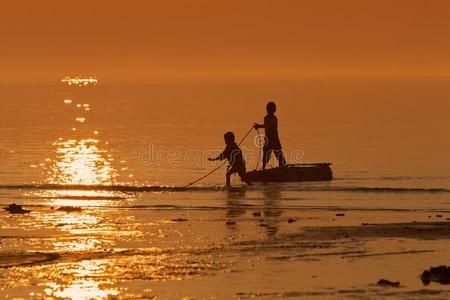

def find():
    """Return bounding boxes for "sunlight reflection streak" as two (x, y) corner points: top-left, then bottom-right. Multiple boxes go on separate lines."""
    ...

(48, 139), (118, 185)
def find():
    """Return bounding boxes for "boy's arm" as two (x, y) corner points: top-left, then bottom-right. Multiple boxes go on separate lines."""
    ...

(208, 149), (226, 161)
(254, 116), (276, 129)
(253, 118), (265, 129)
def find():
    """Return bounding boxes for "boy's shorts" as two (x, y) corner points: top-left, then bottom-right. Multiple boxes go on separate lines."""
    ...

(264, 138), (282, 152)
(228, 164), (246, 179)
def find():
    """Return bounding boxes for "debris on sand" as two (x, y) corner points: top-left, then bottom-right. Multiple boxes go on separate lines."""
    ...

(226, 221), (236, 225)
(336, 213), (345, 217)
(288, 218), (296, 223)
(421, 265), (450, 285)
(171, 218), (188, 222)
(4, 204), (30, 214)
(436, 214), (443, 218)
(57, 206), (82, 213)
(377, 279), (400, 287)
(252, 212), (261, 217)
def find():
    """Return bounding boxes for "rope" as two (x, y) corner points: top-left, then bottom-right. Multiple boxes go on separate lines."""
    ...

(255, 128), (262, 171)
(237, 126), (256, 147)
(183, 126), (255, 188)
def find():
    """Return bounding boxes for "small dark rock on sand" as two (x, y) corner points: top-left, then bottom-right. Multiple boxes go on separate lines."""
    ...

(225, 221), (236, 225)
(171, 218), (188, 222)
(421, 265), (450, 285)
(57, 206), (82, 213)
(377, 279), (400, 287)
(336, 213), (345, 217)
(252, 212), (261, 217)
(436, 214), (443, 218)
(4, 204), (30, 214)
(288, 218), (296, 223)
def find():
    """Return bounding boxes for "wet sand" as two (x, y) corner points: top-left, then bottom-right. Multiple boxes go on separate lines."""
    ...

(1, 199), (450, 299)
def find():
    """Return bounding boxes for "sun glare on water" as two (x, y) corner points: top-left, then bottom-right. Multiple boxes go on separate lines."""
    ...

(18, 87), (138, 300)
(61, 76), (98, 86)
(45, 260), (120, 300)
(48, 138), (118, 185)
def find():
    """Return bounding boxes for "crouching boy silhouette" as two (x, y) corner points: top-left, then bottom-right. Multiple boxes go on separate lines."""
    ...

(209, 131), (252, 186)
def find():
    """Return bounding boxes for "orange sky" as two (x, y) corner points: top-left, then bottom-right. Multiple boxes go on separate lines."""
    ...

(1, 0), (450, 81)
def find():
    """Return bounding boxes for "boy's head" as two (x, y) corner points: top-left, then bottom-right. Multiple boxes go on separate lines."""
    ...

(224, 131), (235, 145)
(266, 101), (277, 115)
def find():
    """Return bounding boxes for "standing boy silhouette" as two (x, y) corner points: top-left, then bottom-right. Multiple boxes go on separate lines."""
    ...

(254, 101), (286, 170)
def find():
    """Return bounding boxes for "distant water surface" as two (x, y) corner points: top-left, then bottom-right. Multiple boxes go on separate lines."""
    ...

(0, 77), (449, 189)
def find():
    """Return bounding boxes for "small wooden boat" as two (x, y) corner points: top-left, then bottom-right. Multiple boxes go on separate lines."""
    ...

(244, 163), (332, 182)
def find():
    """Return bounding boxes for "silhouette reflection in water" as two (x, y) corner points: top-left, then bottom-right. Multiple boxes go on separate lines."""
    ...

(260, 186), (282, 238)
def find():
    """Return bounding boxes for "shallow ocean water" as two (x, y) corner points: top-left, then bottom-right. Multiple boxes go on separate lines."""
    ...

(1, 77), (450, 298)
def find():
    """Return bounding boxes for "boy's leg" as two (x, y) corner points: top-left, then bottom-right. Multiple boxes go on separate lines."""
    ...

(238, 166), (252, 186)
(226, 170), (232, 186)
(226, 167), (238, 186)
(262, 147), (271, 170)
(275, 149), (286, 167)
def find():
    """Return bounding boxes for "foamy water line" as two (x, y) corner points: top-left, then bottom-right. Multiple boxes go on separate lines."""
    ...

(0, 184), (449, 194)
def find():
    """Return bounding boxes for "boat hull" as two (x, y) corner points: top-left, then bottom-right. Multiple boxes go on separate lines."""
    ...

(244, 163), (332, 182)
